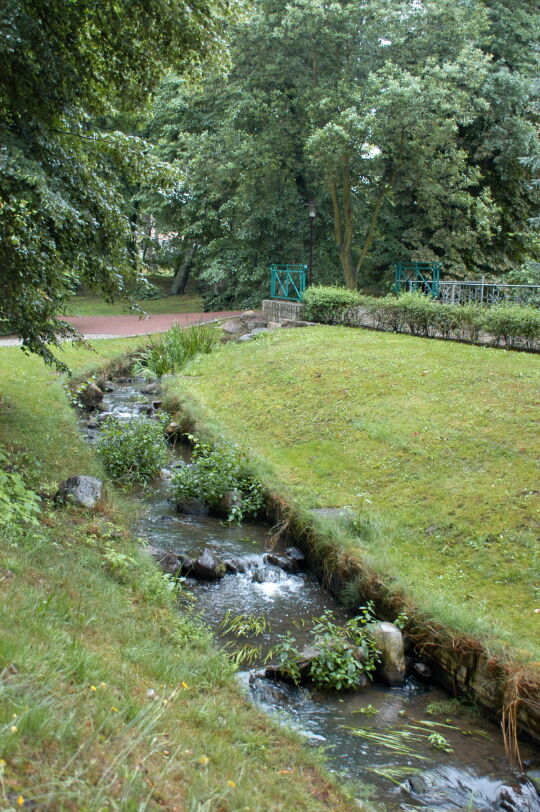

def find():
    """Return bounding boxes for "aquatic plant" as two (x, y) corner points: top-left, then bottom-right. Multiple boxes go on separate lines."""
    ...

(97, 416), (169, 484)
(171, 436), (264, 523)
(132, 323), (219, 379)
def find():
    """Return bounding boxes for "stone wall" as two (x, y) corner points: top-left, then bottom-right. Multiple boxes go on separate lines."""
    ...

(261, 299), (303, 322)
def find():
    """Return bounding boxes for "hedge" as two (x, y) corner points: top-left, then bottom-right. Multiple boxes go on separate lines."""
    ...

(301, 287), (540, 350)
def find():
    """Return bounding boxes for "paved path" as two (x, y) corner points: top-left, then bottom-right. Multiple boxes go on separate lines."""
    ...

(0, 311), (241, 346)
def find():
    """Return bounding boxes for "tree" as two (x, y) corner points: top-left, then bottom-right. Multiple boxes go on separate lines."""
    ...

(150, 0), (539, 297)
(0, 0), (235, 364)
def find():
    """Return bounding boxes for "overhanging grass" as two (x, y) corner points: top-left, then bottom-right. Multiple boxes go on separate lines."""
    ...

(167, 326), (540, 661)
(0, 340), (358, 811)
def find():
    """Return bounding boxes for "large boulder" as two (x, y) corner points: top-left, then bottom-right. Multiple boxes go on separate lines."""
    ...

(369, 621), (406, 686)
(56, 476), (103, 508)
(78, 382), (104, 411)
(191, 548), (226, 580)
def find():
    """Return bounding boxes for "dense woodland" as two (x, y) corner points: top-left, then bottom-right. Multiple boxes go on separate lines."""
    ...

(1, 0), (539, 356)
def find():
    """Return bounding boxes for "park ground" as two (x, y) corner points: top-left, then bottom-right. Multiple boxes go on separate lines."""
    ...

(0, 338), (358, 812)
(167, 325), (540, 662)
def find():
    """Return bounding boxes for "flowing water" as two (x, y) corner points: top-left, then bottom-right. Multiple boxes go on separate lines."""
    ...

(83, 381), (540, 811)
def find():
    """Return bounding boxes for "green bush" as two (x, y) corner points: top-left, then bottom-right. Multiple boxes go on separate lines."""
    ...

(484, 304), (540, 349)
(302, 286), (365, 323)
(171, 436), (264, 523)
(302, 285), (539, 348)
(97, 417), (169, 484)
(132, 323), (219, 379)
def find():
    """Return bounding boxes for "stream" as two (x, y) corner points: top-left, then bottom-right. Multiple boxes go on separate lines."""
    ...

(82, 380), (540, 811)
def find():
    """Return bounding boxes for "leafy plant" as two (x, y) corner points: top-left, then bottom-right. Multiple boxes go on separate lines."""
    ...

(97, 416), (169, 484)
(0, 450), (40, 533)
(171, 435), (264, 523)
(308, 610), (379, 691)
(268, 607), (380, 692)
(132, 323), (219, 379)
(427, 731), (453, 752)
(267, 633), (302, 686)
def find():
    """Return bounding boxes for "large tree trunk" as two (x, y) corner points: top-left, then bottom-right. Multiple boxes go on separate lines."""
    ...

(329, 156), (357, 290)
(355, 181), (389, 278)
(170, 244), (195, 295)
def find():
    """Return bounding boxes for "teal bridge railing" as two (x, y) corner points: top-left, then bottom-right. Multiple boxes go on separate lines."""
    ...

(394, 262), (442, 297)
(270, 264), (307, 301)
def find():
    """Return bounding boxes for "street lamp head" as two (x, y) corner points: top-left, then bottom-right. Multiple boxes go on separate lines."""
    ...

(307, 199), (316, 219)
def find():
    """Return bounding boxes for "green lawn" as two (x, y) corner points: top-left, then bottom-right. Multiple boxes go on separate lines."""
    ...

(169, 326), (540, 659)
(65, 277), (203, 317)
(0, 339), (358, 812)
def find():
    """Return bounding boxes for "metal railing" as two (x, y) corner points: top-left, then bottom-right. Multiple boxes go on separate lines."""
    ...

(394, 262), (442, 297)
(438, 282), (540, 307)
(270, 264), (307, 302)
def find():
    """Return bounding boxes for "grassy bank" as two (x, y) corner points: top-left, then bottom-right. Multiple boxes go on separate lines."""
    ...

(0, 340), (358, 811)
(166, 326), (540, 661)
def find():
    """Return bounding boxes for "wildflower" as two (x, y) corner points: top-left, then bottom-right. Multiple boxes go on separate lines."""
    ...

(198, 755), (209, 766)
(111, 707), (119, 713)
(181, 681), (189, 689)
(17, 796), (24, 806)
(227, 780), (236, 788)
(90, 685), (97, 692)
(9, 726), (17, 734)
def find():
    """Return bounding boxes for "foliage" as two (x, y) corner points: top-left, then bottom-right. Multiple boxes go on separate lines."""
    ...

(302, 286), (540, 348)
(148, 0), (540, 298)
(0, 450), (40, 532)
(0, 0), (236, 365)
(97, 416), (168, 484)
(171, 436), (264, 523)
(132, 323), (219, 379)
(302, 287), (366, 323)
(485, 304), (540, 349)
(308, 610), (379, 691)
(270, 608), (380, 692)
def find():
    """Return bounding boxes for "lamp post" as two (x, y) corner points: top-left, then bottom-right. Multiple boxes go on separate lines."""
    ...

(307, 199), (316, 287)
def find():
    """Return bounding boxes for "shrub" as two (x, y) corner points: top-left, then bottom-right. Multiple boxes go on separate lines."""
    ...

(97, 417), (169, 484)
(302, 286), (365, 323)
(302, 285), (539, 348)
(132, 323), (219, 379)
(484, 304), (540, 349)
(171, 436), (264, 523)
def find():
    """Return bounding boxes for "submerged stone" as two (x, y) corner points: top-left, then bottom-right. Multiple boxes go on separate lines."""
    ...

(191, 548), (226, 580)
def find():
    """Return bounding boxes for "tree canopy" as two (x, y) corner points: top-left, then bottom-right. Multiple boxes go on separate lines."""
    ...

(0, 0), (235, 363)
(149, 0), (540, 300)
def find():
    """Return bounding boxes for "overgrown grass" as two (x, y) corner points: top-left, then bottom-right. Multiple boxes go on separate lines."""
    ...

(0, 340), (359, 812)
(166, 327), (540, 660)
